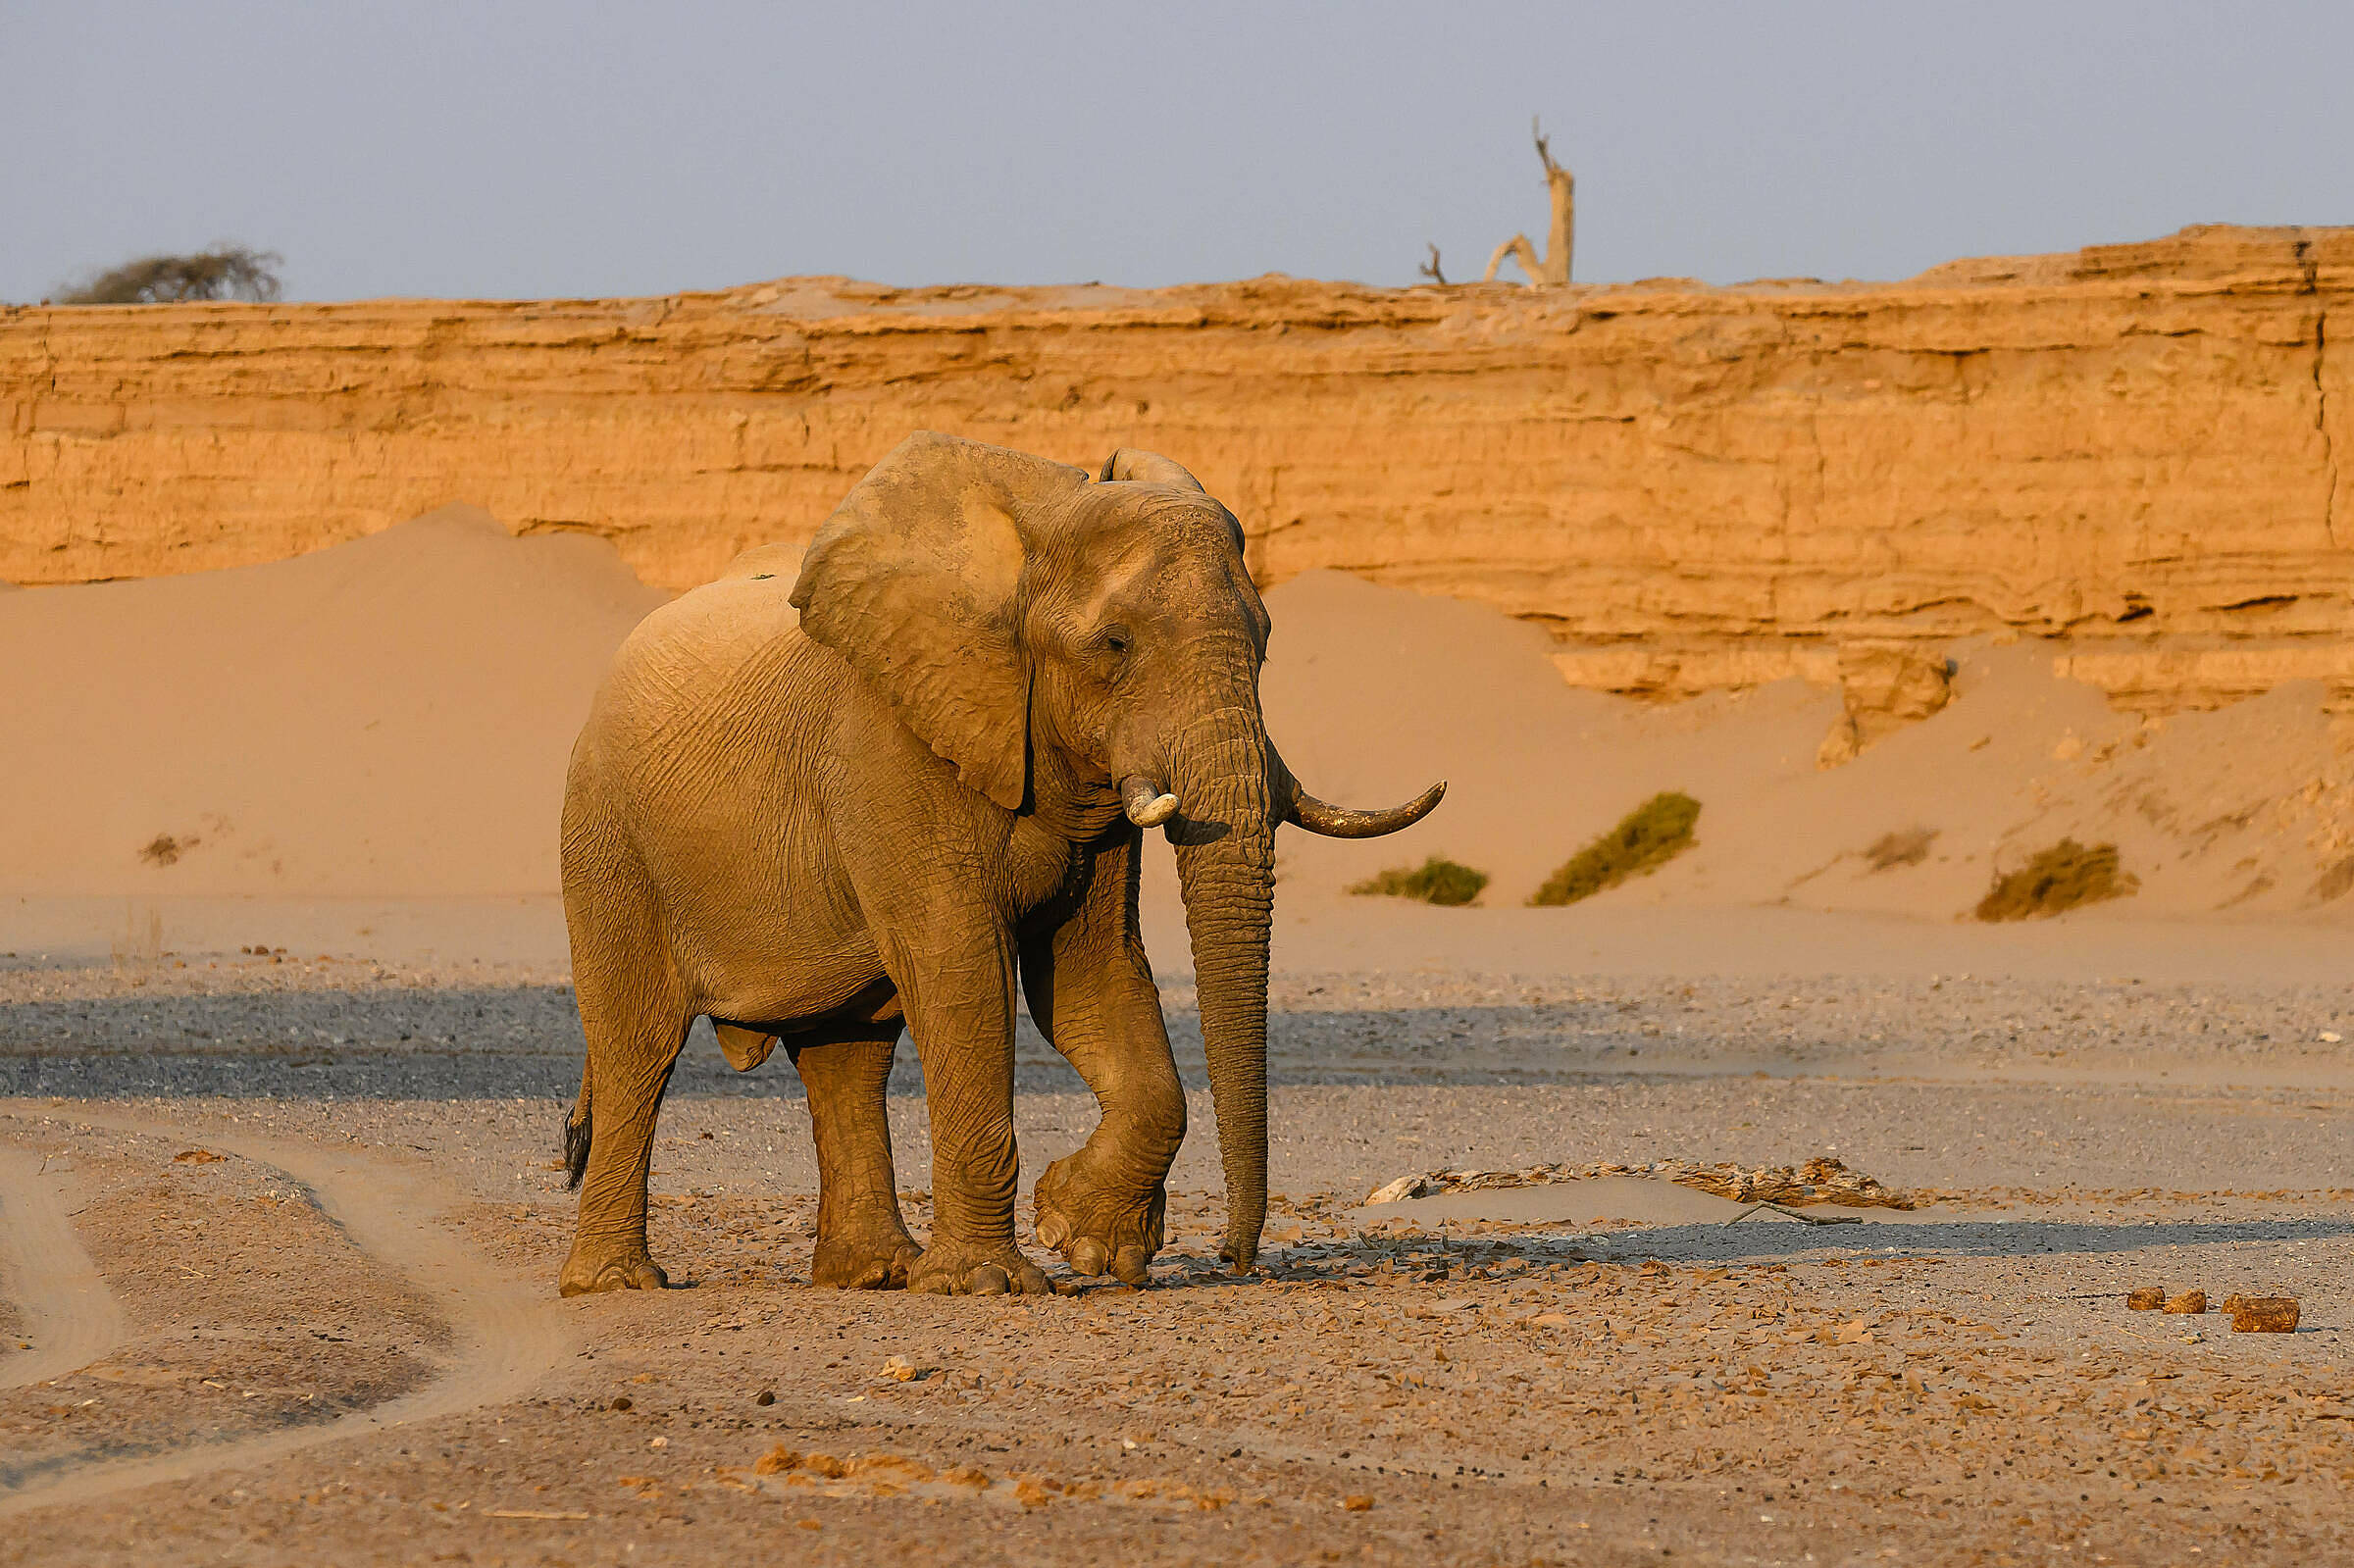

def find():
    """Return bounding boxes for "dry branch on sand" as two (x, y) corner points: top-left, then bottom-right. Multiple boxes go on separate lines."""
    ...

(1349, 855), (1488, 906)
(1530, 791), (1700, 906)
(1974, 838), (2137, 921)
(1481, 118), (1574, 286)
(1369, 1155), (1917, 1211)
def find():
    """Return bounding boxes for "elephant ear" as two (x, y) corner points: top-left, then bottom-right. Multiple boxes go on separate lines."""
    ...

(1100, 448), (1206, 491)
(791, 431), (1090, 810)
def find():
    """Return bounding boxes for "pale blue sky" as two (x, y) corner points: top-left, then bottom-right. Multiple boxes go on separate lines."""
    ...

(5, 1), (2349, 302)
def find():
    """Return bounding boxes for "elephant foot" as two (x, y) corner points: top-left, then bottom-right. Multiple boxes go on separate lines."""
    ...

(1033, 1155), (1164, 1286)
(558, 1239), (670, 1297)
(906, 1239), (1052, 1297)
(812, 1225), (922, 1290)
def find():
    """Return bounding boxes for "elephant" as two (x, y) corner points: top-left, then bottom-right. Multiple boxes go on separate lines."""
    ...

(555, 430), (1443, 1297)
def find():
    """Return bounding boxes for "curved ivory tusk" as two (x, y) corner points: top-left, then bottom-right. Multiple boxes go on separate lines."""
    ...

(1287, 779), (1447, 839)
(1121, 775), (1180, 828)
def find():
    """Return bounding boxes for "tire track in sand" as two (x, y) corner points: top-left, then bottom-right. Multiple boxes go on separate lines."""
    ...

(0, 1145), (129, 1392)
(0, 1107), (573, 1515)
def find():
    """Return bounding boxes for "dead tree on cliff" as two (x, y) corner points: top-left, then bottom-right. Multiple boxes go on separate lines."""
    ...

(1482, 119), (1573, 286)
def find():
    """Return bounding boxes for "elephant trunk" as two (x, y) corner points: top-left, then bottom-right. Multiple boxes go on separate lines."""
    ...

(1167, 701), (1277, 1275)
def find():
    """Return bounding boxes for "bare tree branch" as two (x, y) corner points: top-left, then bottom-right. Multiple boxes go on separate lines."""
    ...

(1482, 235), (1543, 285)
(1532, 115), (1562, 177)
(1483, 118), (1574, 286)
(1417, 242), (1449, 287)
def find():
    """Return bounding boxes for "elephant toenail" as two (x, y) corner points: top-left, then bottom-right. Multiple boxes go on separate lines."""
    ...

(1113, 1244), (1151, 1285)
(1069, 1237), (1110, 1276)
(967, 1263), (1013, 1295)
(1036, 1212), (1070, 1248)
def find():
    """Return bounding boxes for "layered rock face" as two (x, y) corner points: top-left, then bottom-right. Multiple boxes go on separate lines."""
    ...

(5, 225), (2348, 719)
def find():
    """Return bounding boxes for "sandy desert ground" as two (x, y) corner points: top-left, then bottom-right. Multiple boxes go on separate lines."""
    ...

(4, 515), (2352, 1564)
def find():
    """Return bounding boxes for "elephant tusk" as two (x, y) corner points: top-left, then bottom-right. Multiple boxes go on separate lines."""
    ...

(1287, 779), (1447, 838)
(1121, 775), (1180, 828)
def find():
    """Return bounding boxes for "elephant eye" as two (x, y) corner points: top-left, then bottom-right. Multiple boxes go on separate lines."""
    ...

(1100, 630), (1130, 658)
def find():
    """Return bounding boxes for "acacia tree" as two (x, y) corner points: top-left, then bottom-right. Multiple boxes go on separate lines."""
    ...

(1482, 118), (1573, 286)
(60, 245), (282, 304)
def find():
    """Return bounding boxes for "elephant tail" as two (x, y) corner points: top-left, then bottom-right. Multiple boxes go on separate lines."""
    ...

(562, 1064), (592, 1190)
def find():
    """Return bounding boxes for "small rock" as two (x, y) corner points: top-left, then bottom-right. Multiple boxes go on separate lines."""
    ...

(755, 1390), (775, 1406)
(610, 1396), (632, 1412)
(2321, 1032), (2342, 1043)
(1343, 1494), (1375, 1511)
(2126, 1288), (2165, 1311)
(2224, 1295), (2300, 1333)
(2162, 1290), (2207, 1315)
(173, 1149), (225, 1165)
(1365, 1175), (1432, 1205)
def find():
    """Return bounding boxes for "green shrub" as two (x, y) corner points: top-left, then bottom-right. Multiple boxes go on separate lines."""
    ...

(1973, 838), (2137, 921)
(1349, 855), (1489, 907)
(1530, 791), (1701, 906)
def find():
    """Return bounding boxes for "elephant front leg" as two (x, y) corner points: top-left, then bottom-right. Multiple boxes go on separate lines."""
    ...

(791, 1028), (921, 1290)
(1026, 997), (1184, 1286)
(1022, 831), (1186, 1287)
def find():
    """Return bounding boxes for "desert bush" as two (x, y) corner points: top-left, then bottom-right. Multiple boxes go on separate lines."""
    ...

(1973, 838), (2137, 921)
(1529, 790), (1701, 906)
(1349, 855), (1489, 907)
(1864, 827), (1937, 871)
(60, 245), (282, 305)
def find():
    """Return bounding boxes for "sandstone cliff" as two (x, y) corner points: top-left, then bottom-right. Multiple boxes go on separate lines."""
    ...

(5, 225), (2348, 720)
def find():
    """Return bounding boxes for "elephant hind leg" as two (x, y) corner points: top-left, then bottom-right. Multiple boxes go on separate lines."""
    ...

(559, 826), (691, 1296)
(792, 1024), (921, 1290)
(561, 979), (691, 1294)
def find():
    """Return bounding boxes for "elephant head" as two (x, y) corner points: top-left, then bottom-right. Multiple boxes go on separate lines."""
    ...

(791, 430), (1443, 1271)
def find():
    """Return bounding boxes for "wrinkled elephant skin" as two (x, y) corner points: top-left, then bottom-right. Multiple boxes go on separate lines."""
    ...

(557, 432), (1441, 1298)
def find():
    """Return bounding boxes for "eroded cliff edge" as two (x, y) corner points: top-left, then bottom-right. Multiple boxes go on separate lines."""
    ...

(5, 224), (2349, 718)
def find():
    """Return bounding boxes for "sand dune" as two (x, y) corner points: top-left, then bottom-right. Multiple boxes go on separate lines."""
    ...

(4, 519), (2347, 965)
(0, 505), (663, 900)
(1251, 571), (2354, 924)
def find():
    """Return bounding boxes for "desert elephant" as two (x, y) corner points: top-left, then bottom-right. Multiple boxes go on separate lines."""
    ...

(556, 431), (1442, 1297)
